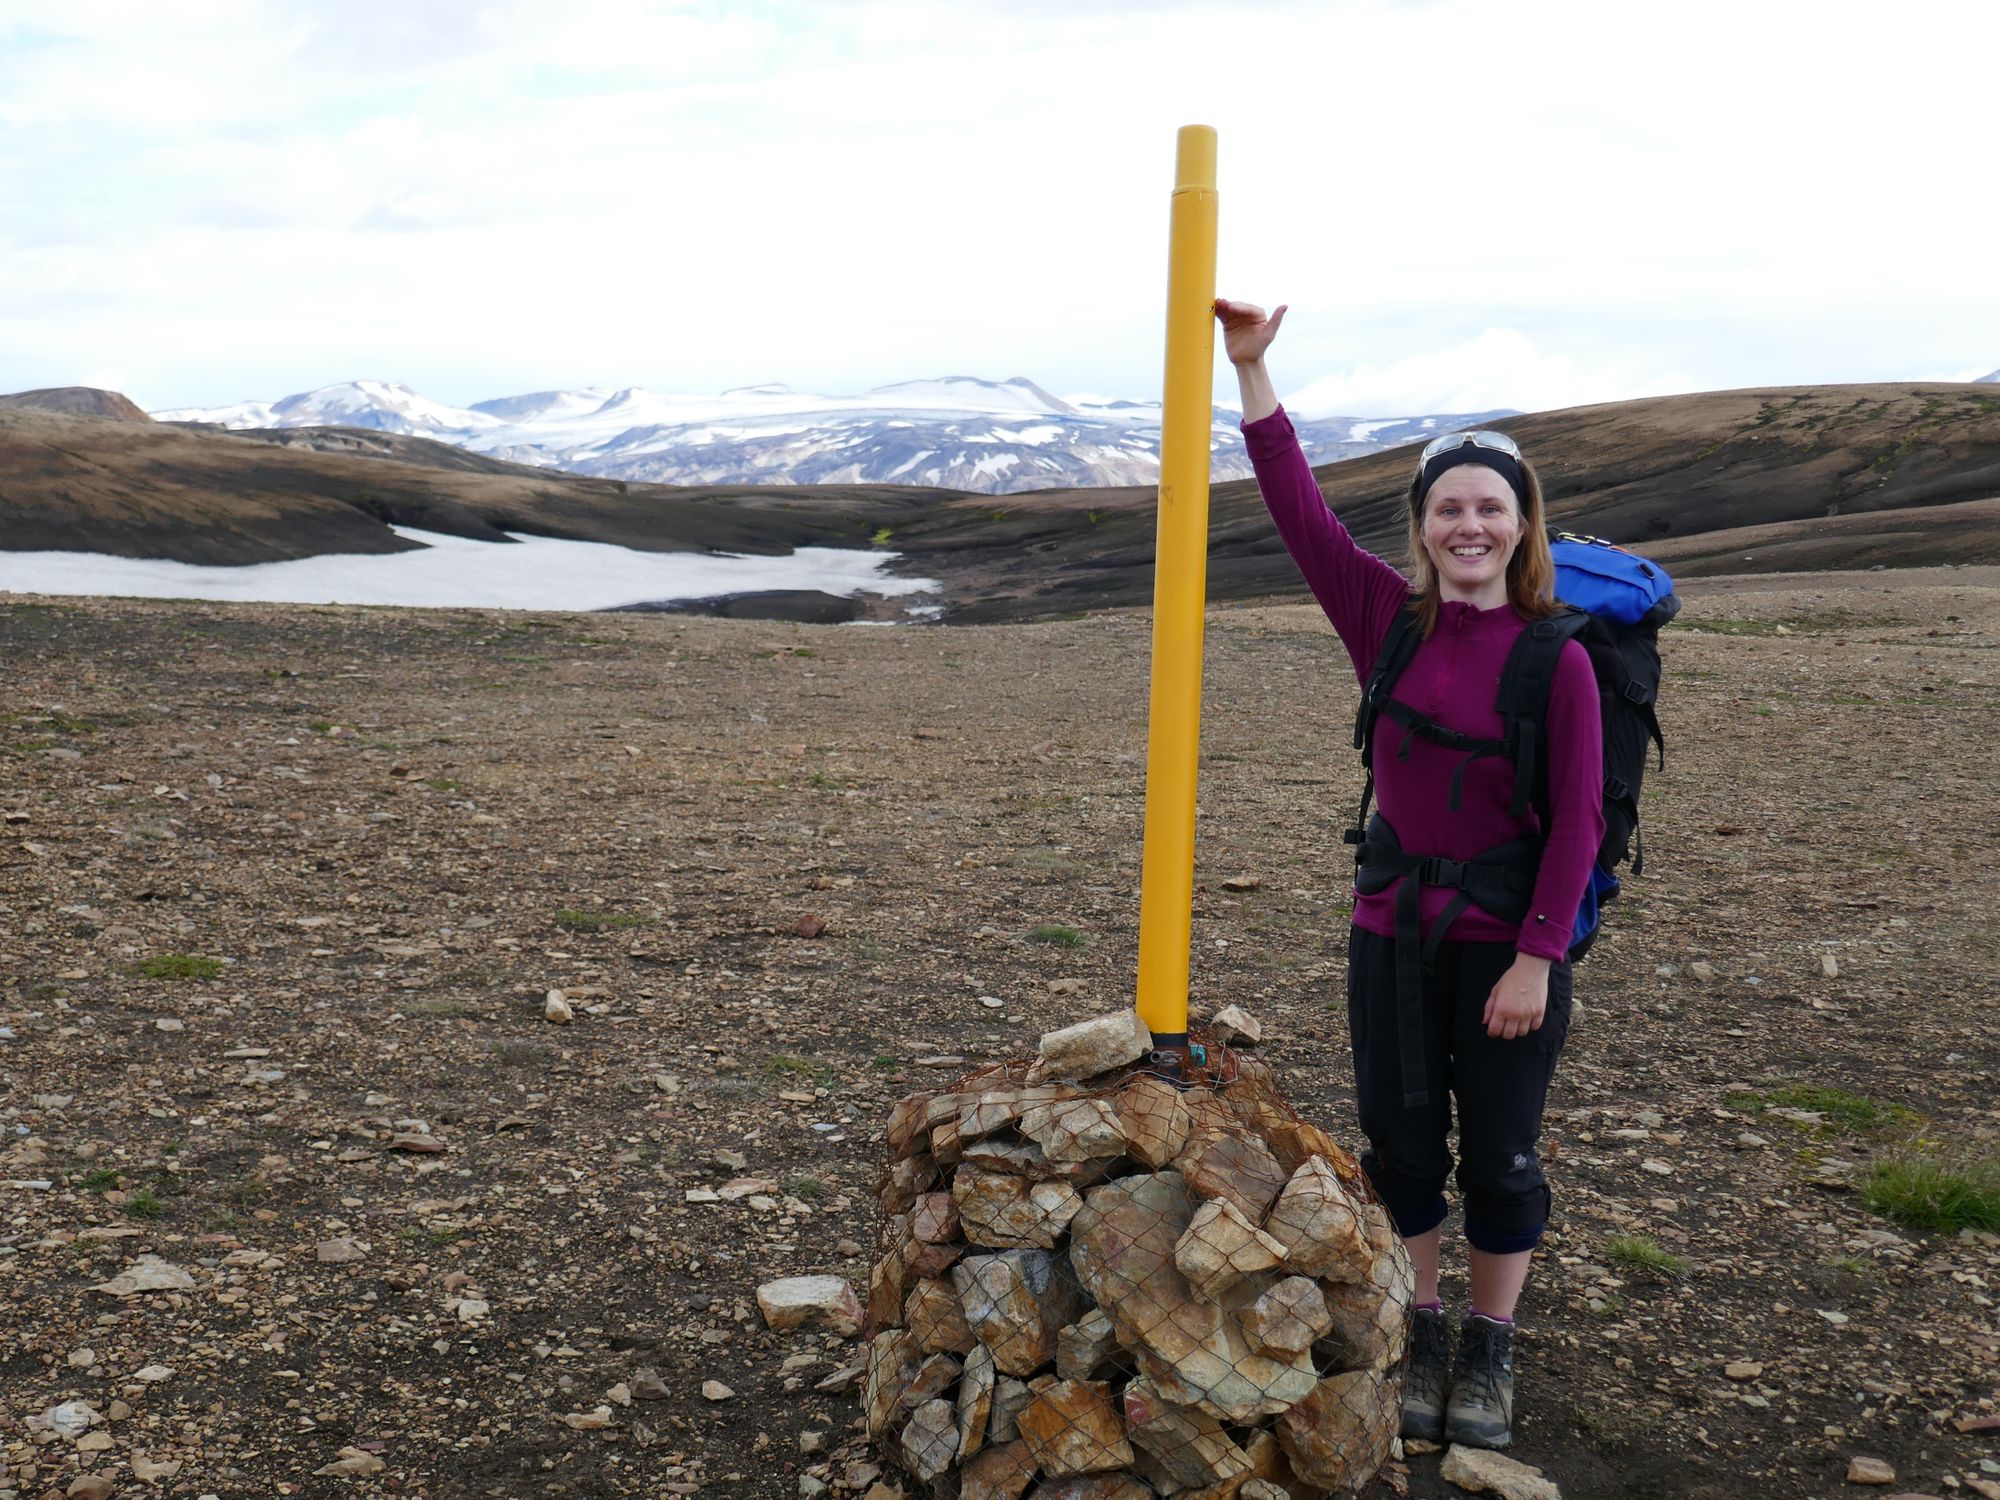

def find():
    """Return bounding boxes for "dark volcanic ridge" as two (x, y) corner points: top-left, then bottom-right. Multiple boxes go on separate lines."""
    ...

(3, 381), (1998, 621)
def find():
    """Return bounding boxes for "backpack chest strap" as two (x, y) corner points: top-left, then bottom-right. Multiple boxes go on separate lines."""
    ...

(1375, 698), (1509, 813)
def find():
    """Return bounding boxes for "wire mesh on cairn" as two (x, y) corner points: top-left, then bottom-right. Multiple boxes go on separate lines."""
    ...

(868, 1007), (1414, 1498)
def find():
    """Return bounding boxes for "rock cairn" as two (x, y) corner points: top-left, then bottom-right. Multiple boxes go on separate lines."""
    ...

(868, 1010), (1414, 1498)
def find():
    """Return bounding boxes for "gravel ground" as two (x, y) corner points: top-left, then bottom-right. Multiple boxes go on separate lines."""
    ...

(2, 570), (1997, 1499)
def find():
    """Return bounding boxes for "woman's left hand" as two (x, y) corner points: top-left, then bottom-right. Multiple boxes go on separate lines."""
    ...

(1484, 954), (1552, 1039)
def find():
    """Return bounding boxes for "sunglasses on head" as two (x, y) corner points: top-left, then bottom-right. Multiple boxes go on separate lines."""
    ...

(1418, 430), (1522, 465)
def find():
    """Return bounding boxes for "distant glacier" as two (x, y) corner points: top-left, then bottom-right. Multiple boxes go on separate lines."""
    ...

(155, 375), (1514, 496)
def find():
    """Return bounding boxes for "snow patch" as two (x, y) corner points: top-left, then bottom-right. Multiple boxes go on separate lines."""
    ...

(0, 528), (939, 613)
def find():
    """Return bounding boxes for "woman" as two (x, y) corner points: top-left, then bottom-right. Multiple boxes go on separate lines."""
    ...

(1215, 298), (1604, 1450)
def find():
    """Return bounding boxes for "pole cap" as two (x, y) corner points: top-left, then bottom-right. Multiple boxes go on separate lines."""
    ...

(1174, 125), (1217, 191)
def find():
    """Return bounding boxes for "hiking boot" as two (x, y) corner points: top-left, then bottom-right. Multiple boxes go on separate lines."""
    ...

(1399, 1305), (1451, 1442)
(1444, 1314), (1517, 1448)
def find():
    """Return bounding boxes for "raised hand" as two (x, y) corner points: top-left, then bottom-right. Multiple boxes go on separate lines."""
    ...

(1214, 298), (1288, 368)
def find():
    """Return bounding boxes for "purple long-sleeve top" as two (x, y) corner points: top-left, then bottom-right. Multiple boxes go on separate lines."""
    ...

(1244, 408), (1604, 961)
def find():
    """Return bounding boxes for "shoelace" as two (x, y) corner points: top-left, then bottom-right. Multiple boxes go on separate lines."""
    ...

(1457, 1323), (1511, 1401)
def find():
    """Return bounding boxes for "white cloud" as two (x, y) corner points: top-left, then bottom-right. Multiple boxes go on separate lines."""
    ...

(2, 0), (1997, 410)
(1279, 329), (1686, 418)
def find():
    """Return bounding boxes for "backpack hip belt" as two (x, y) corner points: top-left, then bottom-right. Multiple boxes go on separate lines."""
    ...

(1352, 813), (1541, 1108)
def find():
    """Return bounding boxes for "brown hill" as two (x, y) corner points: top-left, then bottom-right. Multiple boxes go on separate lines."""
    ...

(0, 385), (151, 420)
(0, 404), (958, 566)
(3, 382), (1997, 619)
(905, 383), (2000, 619)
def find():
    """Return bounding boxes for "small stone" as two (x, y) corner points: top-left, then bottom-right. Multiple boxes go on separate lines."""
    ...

(900, 1399), (959, 1482)
(1180, 1132), (1290, 1221)
(1220, 874), (1261, 892)
(756, 1275), (863, 1337)
(1036, 1009), (1152, 1081)
(629, 1366), (669, 1401)
(562, 1406), (616, 1430)
(456, 1297), (490, 1322)
(1724, 1360), (1764, 1380)
(134, 1364), (175, 1382)
(67, 1479), (116, 1500)
(1112, 1077), (1190, 1169)
(1689, 960), (1716, 982)
(1846, 1457), (1896, 1485)
(313, 1446), (387, 1477)
(816, 1360), (864, 1400)
(701, 1380), (735, 1401)
(1242, 1275), (1335, 1354)
(1437, 1444), (1562, 1499)
(1263, 1155), (1370, 1281)
(1123, 1376), (1253, 1489)
(544, 990), (574, 1024)
(131, 1453), (183, 1482)
(988, 1376), (1033, 1443)
(959, 1439), (1036, 1500)
(910, 1191), (959, 1243)
(155, 1017), (184, 1032)
(1172, 1197), (1288, 1298)
(790, 913), (827, 939)
(956, 1342), (996, 1461)
(315, 1237), (364, 1264)
(1016, 1379), (1134, 1477)
(1209, 1003), (1262, 1044)
(90, 1255), (196, 1298)
(798, 1429), (827, 1454)
(67, 1346), (96, 1367)
(1820, 952), (1840, 978)
(906, 1277), (977, 1355)
(953, 1249), (1086, 1376)
(1056, 1308), (1120, 1381)
(1277, 1370), (1402, 1492)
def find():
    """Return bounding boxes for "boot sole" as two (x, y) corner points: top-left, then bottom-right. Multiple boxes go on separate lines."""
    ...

(1442, 1420), (1512, 1449)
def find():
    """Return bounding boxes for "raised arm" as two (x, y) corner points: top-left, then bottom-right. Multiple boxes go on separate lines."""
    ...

(1217, 298), (1409, 678)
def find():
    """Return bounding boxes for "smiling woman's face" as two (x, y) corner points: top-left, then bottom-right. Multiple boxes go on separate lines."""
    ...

(1420, 465), (1523, 600)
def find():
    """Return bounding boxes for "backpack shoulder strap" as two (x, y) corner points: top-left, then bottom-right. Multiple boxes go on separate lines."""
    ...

(1346, 603), (1425, 845)
(1354, 604), (1425, 757)
(1495, 607), (1591, 818)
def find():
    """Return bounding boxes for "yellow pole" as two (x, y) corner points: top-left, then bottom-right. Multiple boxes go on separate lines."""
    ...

(1134, 124), (1218, 1047)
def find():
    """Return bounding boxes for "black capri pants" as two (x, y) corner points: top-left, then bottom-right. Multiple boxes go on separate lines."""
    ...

(1346, 925), (1572, 1254)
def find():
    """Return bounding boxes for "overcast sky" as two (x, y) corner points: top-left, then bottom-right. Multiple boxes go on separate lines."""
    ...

(3, 0), (1995, 419)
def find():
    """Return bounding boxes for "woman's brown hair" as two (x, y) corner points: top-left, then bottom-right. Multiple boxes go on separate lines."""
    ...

(1402, 457), (1559, 636)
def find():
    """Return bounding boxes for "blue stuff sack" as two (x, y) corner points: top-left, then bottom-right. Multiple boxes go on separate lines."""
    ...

(1550, 531), (1677, 627)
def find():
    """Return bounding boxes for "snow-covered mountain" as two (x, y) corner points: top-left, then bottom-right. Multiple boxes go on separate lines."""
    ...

(1978, 369), (2000, 383)
(155, 376), (1512, 495)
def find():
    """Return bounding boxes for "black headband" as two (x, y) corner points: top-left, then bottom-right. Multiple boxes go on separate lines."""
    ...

(1416, 446), (1527, 509)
